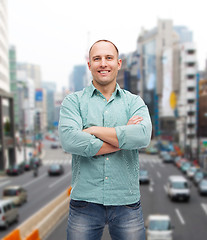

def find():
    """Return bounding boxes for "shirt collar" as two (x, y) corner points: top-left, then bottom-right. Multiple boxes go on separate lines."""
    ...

(88, 81), (121, 97)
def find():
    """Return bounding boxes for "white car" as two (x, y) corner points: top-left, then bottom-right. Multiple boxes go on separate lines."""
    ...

(0, 199), (19, 229)
(186, 166), (199, 179)
(145, 214), (174, 240)
(166, 175), (190, 202)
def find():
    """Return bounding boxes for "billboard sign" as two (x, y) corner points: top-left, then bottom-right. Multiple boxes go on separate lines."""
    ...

(35, 89), (43, 101)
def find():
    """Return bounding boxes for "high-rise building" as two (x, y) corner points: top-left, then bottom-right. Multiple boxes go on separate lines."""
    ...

(42, 81), (56, 130)
(137, 19), (180, 138)
(0, 0), (9, 92)
(17, 63), (42, 89)
(137, 19), (198, 158)
(0, 0), (16, 170)
(176, 42), (198, 157)
(69, 65), (87, 92)
(9, 46), (20, 128)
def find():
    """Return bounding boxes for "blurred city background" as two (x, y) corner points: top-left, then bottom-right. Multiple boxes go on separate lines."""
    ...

(0, 0), (207, 239)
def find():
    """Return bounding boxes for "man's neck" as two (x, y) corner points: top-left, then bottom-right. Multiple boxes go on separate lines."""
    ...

(93, 81), (116, 101)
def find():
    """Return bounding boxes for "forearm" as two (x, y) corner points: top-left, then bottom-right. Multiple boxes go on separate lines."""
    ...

(95, 142), (120, 155)
(83, 126), (119, 148)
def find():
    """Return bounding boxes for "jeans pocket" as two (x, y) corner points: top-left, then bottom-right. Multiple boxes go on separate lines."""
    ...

(70, 199), (89, 208)
(124, 201), (141, 209)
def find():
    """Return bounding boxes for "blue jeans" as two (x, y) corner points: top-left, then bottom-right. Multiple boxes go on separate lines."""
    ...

(67, 199), (146, 240)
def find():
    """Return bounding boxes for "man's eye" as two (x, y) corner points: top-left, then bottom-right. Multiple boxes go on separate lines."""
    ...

(107, 56), (113, 60)
(94, 57), (100, 61)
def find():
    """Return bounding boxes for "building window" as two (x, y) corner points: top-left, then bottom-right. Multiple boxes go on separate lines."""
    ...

(187, 87), (195, 92)
(187, 50), (195, 55)
(187, 99), (195, 104)
(186, 62), (195, 67)
(187, 74), (195, 79)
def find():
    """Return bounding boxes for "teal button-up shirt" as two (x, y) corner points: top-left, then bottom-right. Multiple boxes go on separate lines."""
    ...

(58, 83), (152, 205)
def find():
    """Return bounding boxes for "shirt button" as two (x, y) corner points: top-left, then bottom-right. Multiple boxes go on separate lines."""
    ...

(105, 177), (108, 180)
(106, 157), (109, 160)
(103, 99), (105, 101)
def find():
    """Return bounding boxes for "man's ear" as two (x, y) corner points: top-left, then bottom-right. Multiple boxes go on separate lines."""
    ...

(87, 61), (91, 71)
(118, 59), (122, 70)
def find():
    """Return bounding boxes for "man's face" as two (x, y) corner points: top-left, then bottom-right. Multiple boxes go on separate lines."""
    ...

(88, 41), (122, 87)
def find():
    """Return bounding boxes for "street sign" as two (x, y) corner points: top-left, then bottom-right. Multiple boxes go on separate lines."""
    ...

(170, 91), (177, 109)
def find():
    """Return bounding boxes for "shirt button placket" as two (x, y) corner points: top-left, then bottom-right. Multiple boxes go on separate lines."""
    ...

(104, 156), (110, 204)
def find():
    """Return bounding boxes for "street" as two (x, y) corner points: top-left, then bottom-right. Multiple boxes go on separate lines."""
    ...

(1, 142), (207, 239)
(0, 140), (72, 239)
(45, 151), (207, 240)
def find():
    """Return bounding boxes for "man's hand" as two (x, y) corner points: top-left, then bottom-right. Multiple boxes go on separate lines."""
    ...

(83, 127), (94, 134)
(127, 115), (143, 125)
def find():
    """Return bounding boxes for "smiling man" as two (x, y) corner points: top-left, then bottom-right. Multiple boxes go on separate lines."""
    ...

(59, 40), (152, 240)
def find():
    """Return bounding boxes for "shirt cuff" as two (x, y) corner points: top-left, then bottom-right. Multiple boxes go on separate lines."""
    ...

(83, 137), (103, 157)
(115, 126), (126, 149)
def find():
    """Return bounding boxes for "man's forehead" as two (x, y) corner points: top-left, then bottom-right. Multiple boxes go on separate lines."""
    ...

(90, 42), (118, 56)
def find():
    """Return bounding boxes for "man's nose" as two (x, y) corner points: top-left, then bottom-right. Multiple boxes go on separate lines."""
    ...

(100, 58), (107, 67)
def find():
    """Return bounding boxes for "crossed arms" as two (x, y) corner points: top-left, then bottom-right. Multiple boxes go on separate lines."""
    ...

(58, 93), (152, 157)
(83, 116), (143, 155)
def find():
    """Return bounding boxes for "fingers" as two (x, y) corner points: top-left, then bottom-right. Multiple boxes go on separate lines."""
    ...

(127, 115), (143, 125)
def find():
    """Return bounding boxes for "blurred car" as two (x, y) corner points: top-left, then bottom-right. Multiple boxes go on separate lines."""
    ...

(24, 158), (33, 171)
(48, 163), (64, 176)
(2, 186), (27, 206)
(6, 163), (24, 176)
(180, 162), (192, 174)
(139, 170), (150, 184)
(0, 199), (19, 229)
(198, 179), (207, 196)
(145, 214), (174, 240)
(166, 175), (190, 202)
(186, 166), (199, 179)
(193, 170), (207, 186)
(176, 158), (188, 169)
(50, 142), (59, 149)
(159, 151), (169, 159)
(162, 152), (174, 163)
(173, 156), (181, 166)
(145, 146), (158, 155)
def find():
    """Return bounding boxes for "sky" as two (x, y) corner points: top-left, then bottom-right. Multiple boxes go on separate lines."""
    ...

(8, 0), (207, 91)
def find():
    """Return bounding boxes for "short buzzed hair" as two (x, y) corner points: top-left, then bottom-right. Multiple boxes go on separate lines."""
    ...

(89, 40), (119, 60)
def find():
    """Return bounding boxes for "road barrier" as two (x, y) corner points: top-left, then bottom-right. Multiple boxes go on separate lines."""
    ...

(2, 186), (72, 240)
(2, 229), (21, 240)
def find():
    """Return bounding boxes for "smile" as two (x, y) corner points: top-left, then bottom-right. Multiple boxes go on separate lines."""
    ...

(98, 70), (110, 74)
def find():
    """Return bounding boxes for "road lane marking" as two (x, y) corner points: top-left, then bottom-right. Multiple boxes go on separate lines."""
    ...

(0, 180), (11, 188)
(157, 171), (161, 178)
(49, 173), (71, 188)
(201, 203), (207, 215)
(43, 159), (71, 165)
(149, 186), (154, 192)
(163, 185), (167, 193)
(23, 173), (47, 187)
(175, 208), (185, 225)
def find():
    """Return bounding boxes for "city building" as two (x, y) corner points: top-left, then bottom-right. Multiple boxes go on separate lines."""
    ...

(69, 64), (87, 92)
(137, 19), (180, 138)
(16, 69), (35, 135)
(176, 42), (198, 158)
(0, 0), (16, 170)
(17, 63), (42, 89)
(136, 19), (198, 159)
(9, 46), (19, 129)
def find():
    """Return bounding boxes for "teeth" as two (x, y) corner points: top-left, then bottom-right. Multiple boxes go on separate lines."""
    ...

(100, 71), (108, 73)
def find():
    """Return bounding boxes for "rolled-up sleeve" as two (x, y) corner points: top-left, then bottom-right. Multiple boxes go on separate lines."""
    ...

(58, 94), (103, 157)
(115, 95), (152, 150)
